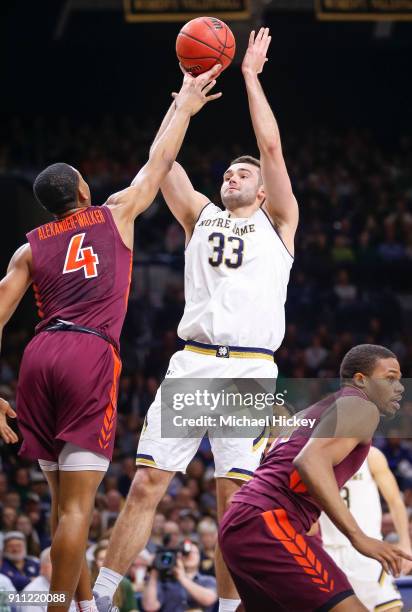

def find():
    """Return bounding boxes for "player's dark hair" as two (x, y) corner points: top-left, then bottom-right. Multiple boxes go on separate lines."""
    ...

(340, 344), (397, 381)
(230, 155), (261, 169)
(33, 163), (79, 214)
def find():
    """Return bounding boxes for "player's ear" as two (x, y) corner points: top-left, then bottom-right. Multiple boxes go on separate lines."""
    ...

(257, 185), (266, 204)
(78, 180), (90, 204)
(353, 372), (367, 388)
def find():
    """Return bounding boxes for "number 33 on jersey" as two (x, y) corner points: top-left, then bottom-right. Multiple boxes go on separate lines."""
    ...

(178, 203), (294, 352)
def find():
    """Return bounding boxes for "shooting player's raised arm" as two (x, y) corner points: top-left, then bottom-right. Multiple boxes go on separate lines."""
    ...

(242, 28), (298, 255)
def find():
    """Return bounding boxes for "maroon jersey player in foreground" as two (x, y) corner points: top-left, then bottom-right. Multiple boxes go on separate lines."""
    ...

(0, 65), (222, 612)
(219, 344), (410, 612)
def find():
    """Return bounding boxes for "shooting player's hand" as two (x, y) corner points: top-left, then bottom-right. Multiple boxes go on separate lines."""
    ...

(242, 27), (271, 76)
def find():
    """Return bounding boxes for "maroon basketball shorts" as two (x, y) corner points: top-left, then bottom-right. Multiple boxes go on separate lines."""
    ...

(219, 501), (354, 612)
(16, 331), (121, 462)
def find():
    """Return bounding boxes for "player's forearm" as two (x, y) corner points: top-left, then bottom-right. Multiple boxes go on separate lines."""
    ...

(243, 72), (281, 154)
(134, 108), (190, 186)
(149, 100), (177, 157)
(178, 575), (216, 607)
(294, 455), (363, 541)
(389, 498), (411, 550)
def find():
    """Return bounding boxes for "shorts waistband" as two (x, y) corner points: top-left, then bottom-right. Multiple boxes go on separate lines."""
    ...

(184, 340), (275, 361)
(41, 319), (118, 352)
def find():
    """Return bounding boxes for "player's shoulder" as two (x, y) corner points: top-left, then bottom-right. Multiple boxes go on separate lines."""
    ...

(367, 445), (388, 472)
(334, 393), (380, 438)
(196, 202), (223, 221)
(10, 242), (32, 266)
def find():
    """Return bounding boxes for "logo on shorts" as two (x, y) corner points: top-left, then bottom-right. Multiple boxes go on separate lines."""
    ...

(216, 346), (230, 358)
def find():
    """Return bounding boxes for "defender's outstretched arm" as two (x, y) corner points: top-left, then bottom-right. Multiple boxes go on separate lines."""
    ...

(106, 64), (221, 226)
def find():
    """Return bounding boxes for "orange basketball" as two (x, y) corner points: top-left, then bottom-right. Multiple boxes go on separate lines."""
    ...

(176, 17), (236, 77)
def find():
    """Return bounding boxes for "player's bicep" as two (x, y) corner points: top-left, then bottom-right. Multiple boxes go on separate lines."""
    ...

(260, 154), (299, 244)
(0, 245), (32, 326)
(296, 436), (363, 468)
(160, 162), (210, 234)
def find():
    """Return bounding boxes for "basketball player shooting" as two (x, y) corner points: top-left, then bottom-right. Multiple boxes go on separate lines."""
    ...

(219, 345), (412, 612)
(93, 27), (299, 612)
(0, 65), (222, 612)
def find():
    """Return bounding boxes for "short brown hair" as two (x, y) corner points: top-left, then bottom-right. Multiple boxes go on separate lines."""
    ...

(340, 344), (397, 381)
(230, 155), (261, 168)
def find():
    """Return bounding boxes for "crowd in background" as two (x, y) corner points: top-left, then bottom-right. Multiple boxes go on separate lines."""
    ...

(1, 117), (412, 610)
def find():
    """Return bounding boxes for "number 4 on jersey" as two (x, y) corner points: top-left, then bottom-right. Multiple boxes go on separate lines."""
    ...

(63, 233), (99, 279)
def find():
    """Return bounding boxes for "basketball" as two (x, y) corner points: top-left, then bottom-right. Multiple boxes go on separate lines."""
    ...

(176, 17), (236, 77)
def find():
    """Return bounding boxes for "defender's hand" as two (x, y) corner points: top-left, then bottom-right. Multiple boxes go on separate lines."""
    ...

(174, 64), (222, 116)
(242, 28), (271, 76)
(0, 398), (18, 444)
(351, 533), (412, 577)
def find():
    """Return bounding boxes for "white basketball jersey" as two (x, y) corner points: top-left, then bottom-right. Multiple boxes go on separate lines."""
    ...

(178, 203), (293, 351)
(319, 457), (382, 547)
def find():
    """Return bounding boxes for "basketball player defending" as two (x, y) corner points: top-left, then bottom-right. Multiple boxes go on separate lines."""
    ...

(219, 344), (412, 611)
(0, 66), (222, 612)
(319, 446), (412, 611)
(94, 27), (299, 612)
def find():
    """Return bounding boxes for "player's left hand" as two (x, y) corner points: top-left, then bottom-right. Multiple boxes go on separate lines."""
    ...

(0, 397), (18, 444)
(242, 27), (271, 76)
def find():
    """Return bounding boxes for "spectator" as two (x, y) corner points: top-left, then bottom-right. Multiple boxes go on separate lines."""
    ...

(0, 532), (39, 591)
(142, 542), (217, 612)
(162, 522), (181, 550)
(0, 508), (17, 533)
(101, 491), (124, 531)
(13, 516), (40, 559)
(128, 549), (153, 605)
(0, 474), (9, 507)
(197, 520), (217, 577)
(178, 512), (199, 542)
(0, 541), (16, 596)
(304, 335), (328, 373)
(18, 548), (76, 612)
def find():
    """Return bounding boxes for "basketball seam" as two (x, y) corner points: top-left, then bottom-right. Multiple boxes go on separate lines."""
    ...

(178, 31), (233, 62)
(178, 55), (226, 60)
(202, 17), (234, 50)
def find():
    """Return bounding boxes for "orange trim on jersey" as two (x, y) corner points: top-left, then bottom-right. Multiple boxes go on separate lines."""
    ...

(32, 283), (45, 319)
(289, 469), (308, 494)
(262, 509), (335, 594)
(124, 252), (133, 308)
(98, 346), (121, 450)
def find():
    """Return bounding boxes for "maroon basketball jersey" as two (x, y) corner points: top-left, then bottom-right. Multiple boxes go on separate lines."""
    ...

(233, 387), (372, 531)
(26, 206), (132, 349)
